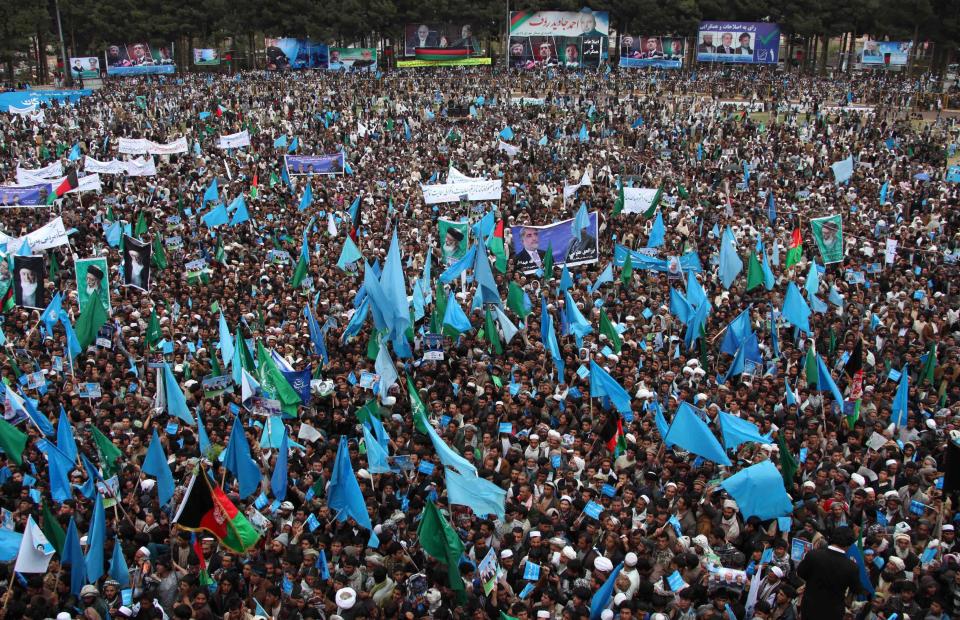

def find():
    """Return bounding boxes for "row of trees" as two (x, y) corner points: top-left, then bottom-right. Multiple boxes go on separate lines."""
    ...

(3, 0), (959, 81)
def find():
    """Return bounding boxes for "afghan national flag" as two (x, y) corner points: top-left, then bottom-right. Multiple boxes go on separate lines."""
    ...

(844, 339), (864, 428)
(54, 170), (79, 198)
(415, 47), (471, 62)
(250, 173), (259, 199)
(601, 415), (625, 454)
(785, 226), (803, 268)
(487, 219), (507, 273)
(174, 472), (260, 554)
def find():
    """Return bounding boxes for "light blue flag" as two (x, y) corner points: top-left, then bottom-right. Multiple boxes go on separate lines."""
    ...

(202, 178), (218, 204)
(340, 297), (369, 343)
(805, 262), (820, 297)
(647, 211), (666, 248)
(781, 282), (811, 334)
(828, 285), (844, 307)
(564, 290), (592, 347)
(40, 292), (63, 333)
(273, 134), (288, 149)
(721, 460), (793, 519)
(196, 411), (211, 457)
(223, 415), (262, 499)
(846, 541), (876, 595)
(231, 332), (245, 385)
(543, 302), (564, 379)
(288, 136), (299, 153)
(558, 264), (573, 292)
(499, 126), (514, 141)
(85, 494), (106, 583)
(442, 291), (473, 334)
(109, 535), (130, 588)
(270, 429), (289, 501)
(590, 562), (624, 620)
(720, 307), (753, 356)
(218, 311), (234, 369)
(142, 430), (175, 506)
(473, 210), (495, 241)
(78, 454), (100, 499)
(380, 230), (410, 340)
(374, 337), (398, 397)
(831, 155), (854, 184)
(420, 248), (433, 301)
(664, 402), (731, 466)
(718, 227), (743, 289)
(891, 364), (909, 426)
(328, 436), (373, 529)
(68, 143), (81, 161)
(13, 392), (54, 436)
(411, 280), (426, 321)
(761, 251), (775, 290)
(785, 378), (798, 406)
(362, 424), (391, 474)
(588, 361), (632, 415)
(403, 119), (411, 141)
(57, 406), (78, 463)
(718, 411), (771, 450)
(16, 238), (30, 256)
(64, 517), (86, 595)
(61, 315), (82, 358)
(202, 204), (229, 227)
(686, 269), (708, 310)
(473, 243), (502, 306)
(438, 244), (477, 283)
(304, 305), (328, 364)
(298, 184), (313, 212)
(683, 298), (709, 350)
(816, 355), (846, 413)
(259, 415), (285, 449)
(336, 235), (363, 271)
(572, 203), (590, 241)
(229, 197), (250, 226)
(422, 416), (477, 477)
(589, 263), (613, 294)
(669, 288), (692, 324)
(362, 262), (390, 331)
(578, 124), (589, 142)
(162, 363), (194, 424)
(48, 442), (72, 502)
(445, 468), (506, 519)
(722, 342), (746, 384)
(654, 402), (673, 447)
(105, 221), (122, 247)
(494, 305), (518, 344)
(879, 180), (889, 205)
(770, 307), (781, 358)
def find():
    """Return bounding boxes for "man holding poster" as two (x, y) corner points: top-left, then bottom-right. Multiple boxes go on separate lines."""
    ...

(811, 215), (844, 264)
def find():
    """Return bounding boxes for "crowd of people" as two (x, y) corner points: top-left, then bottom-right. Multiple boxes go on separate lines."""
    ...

(0, 64), (959, 620)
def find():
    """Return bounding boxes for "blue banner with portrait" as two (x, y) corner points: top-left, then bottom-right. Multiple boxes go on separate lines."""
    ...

(510, 212), (599, 274)
(0, 184), (49, 207)
(284, 154), (345, 176)
(105, 43), (176, 76)
(265, 38), (328, 70)
(696, 22), (780, 65)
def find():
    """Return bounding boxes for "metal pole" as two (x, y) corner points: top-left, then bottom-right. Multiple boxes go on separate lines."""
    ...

(54, 0), (71, 87)
(505, 0), (510, 70)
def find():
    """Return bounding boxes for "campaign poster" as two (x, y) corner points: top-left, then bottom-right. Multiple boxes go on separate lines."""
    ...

(510, 212), (599, 274)
(122, 235), (151, 291)
(193, 48), (221, 66)
(810, 215), (844, 264)
(12, 255), (45, 309)
(75, 257), (111, 313)
(619, 36), (684, 68)
(70, 57), (101, 79)
(0, 184), (49, 207)
(403, 24), (481, 57)
(438, 219), (470, 264)
(508, 9), (609, 69)
(696, 22), (780, 64)
(265, 38), (328, 70)
(859, 40), (912, 66)
(327, 48), (377, 71)
(478, 547), (501, 596)
(105, 43), (176, 76)
(284, 154), (345, 176)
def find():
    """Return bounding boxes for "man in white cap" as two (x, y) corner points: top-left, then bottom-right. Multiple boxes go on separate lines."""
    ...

(757, 565), (784, 606)
(621, 551), (641, 597)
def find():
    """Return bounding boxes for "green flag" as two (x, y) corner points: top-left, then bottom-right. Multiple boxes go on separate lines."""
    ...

(542, 241), (553, 278)
(677, 184), (689, 199)
(620, 252), (633, 285)
(507, 282), (531, 320)
(0, 417), (27, 465)
(355, 399), (381, 426)
(145, 310), (162, 349)
(484, 309), (502, 355)
(643, 185), (662, 219)
(745, 252), (764, 291)
(804, 344), (818, 389)
(785, 227), (803, 269)
(612, 183), (625, 216)
(49, 252), (60, 281)
(777, 432), (798, 490)
(599, 309), (622, 354)
(41, 500), (66, 556)
(417, 500), (466, 603)
(255, 341), (300, 415)
(366, 331), (380, 360)
(487, 219), (507, 274)
(237, 329), (255, 372)
(408, 376), (430, 434)
(920, 343), (937, 385)
(291, 253), (309, 288)
(75, 295), (108, 350)
(91, 425), (123, 478)
(134, 211), (148, 237)
(152, 236), (167, 271)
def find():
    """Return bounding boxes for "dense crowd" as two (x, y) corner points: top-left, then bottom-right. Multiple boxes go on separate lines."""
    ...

(0, 65), (959, 620)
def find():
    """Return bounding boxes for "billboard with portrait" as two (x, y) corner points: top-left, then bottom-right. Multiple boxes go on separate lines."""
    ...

(619, 36), (684, 68)
(105, 43), (175, 76)
(510, 213), (599, 274)
(508, 9), (608, 69)
(70, 57), (101, 79)
(403, 24), (480, 57)
(284, 154), (345, 176)
(265, 38), (328, 70)
(75, 257), (111, 313)
(859, 40), (912, 65)
(193, 48), (220, 66)
(327, 48), (377, 71)
(696, 22), (780, 64)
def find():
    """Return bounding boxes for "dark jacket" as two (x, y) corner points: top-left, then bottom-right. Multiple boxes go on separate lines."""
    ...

(796, 546), (861, 618)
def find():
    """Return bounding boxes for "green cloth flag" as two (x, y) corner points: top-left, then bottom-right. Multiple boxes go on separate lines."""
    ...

(0, 417), (27, 465)
(487, 220), (507, 274)
(91, 425), (124, 477)
(355, 400), (381, 426)
(76, 295), (109, 350)
(134, 211), (148, 237)
(291, 253), (309, 288)
(599, 309), (622, 354)
(809, 215), (843, 264)
(41, 500), (66, 556)
(804, 344), (818, 388)
(409, 376), (430, 434)
(484, 309), (502, 355)
(643, 185), (662, 218)
(145, 310), (162, 349)
(620, 252), (633, 285)
(152, 236), (167, 270)
(777, 432), (798, 490)
(49, 252), (59, 281)
(612, 183), (625, 216)
(237, 329), (255, 373)
(542, 241), (553, 278)
(678, 184), (689, 199)
(417, 500), (466, 603)
(507, 282), (531, 320)
(254, 341), (300, 415)
(921, 343), (937, 385)
(745, 252), (764, 291)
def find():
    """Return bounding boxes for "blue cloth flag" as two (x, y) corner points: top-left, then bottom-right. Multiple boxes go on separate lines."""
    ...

(142, 430), (176, 506)
(223, 415), (262, 499)
(270, 429), (289, 501)
(721, 460), (793, 520)
(664, 403), (731, 466)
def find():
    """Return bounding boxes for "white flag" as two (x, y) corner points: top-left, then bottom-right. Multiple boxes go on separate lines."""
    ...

(297, 424), (323, 443)
(13, 516), (55, 574)
(327, 213), (338, 237)
(497, 140), (519, 158)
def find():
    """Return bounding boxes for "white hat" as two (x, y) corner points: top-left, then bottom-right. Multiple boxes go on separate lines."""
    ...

(562, 546), (577, 560)
(600, 611), (614, 620)
(594, 556), (614, 572)
(625, 552), (638, 567)
(884, 490), (901, 501)
(57, 614), (72, 620)
(943, 524), (955, 532)
(335, 587), (357, 610)
(537, 612), (551, 619)
(529, 530), (541, 538)
(723, 499), (738, 510)
(770, 566), (784, 578)
(887, 556), (905, 570)
(117, 607), (134, 617)
(501, 549), (514, 559)
(140, 479), (156, 492)
(136, 546), (150, 557)
(850, 473), (865, 487)
(614, 593), (628, 605)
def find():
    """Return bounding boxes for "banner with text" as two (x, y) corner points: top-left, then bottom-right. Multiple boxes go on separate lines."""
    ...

(106, 43), (176, 76)
(421, 180), (502, 204)
(696, 22), (780, 64)
(403, 24), (481, 57)
(510, 212), (599, 274)
(509, 9), (608, 69)
(284, 154), (345, 176)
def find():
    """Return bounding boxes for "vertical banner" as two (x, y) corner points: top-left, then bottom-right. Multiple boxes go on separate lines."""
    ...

(437, 219), (470, 265)
(75, 257), (111, 313)
(810, 215), (844, 264)
(122, 236), (152, 291)
(13, 255), (45, 309)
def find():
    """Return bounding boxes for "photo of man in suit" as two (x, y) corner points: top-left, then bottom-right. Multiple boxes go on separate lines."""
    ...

(123, 237), (151, 291)
(407, 24), (439, 55)
(736, 33), (753, 56)
(13, 255), (44, 309)
(566, 226), (598, 260)
(515, 227), (545, 271)
(715, 33), (736, 54)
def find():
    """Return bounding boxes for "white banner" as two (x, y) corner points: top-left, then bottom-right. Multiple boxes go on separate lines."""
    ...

(497, 140), (520, 158)
(70, 174), (102, 194)
(118, 138), (150, 155)
(125, 156), (157, 177)
(8, 104), (36, 115)
(0, 217), (69, 251)
(421, 180), (502, 205)
(84, 157), (127, 175)
(218, 130), (251, 149)
(447, 166), (483, 183)
(148, 136), (188, 155)
(16, 161), (63, 185)
(621, 187), (660, 215)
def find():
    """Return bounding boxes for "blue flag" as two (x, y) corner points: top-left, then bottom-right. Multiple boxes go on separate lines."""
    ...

(196, 411), (211, 457)
(336, 235), (363, 271)
(719, 227), (743, 289)
(781, 282), (811, 334)
(664, 403), (731, 465)
(203, 179), (219, 205)
(328, 436), (373, 530)
(85, 494), (106, 583)
(589, 263), (613, 294)
(280, 367), (312, 404)
(718, 411), (771, 450)
(142, 429), (175, 506)
(202, 204), (229, 227)
(891, 364), (909, 426)
(48, 443), (72, 502)
(68, 143), (81, 161)
(499, 126), (514, 141)
(831, 156), (854, 184)
(445, 468), (506, 519)
(229, 197), (250, 226)
(647, 211), (666, 248)
(721, 460), (793, 520)
(578, 124), (589, 142)
(104, 221), (122, 247)
(439, 244), (478, 283)
(56, 406), (78, 463)
(40, 293), (63, 333)
(846, 542), (876, 595)
(298, 184), (313, 212)
(162, 363), (194, 424)
(442, 291), (473, 334)
(63, 517), (86, 595)
(288, 137), (299, 153)
(223, 415), (262, 499)
(273, 135), (288, 149)
(767, 190), (776, 223)
(473, 243), (502, 307)
(558, 264), (573, 292)
(590, 562), (624, 619)
(589, 361), (632, 415)
(270, 429), (289, 501)
(362, 424), (391, 474)
(109, 535), (130, 588)
(305, 305), (328, 365)
(720, 307), (753, 356)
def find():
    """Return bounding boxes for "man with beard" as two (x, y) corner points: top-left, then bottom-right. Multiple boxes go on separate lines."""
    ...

(126, 248), (148, 290)
(16, 265), (41, 307)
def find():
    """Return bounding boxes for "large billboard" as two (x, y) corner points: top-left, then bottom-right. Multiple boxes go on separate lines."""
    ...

(70, 57), (101, 79)
(193, 48), (220, 66)
(284, 154), (345, 176)
(265, 38), (328, 70)
(696, 22), (780, 64)
(403, 24), (481, 57)
(508, 9), (608, 69)
(105, 43), (175, 76)
(328, 48), (377, 71)
(620, 35), (684, 68)
(397, 57), (492, 68)
(511, 213), (599, 274)
(859, 40), (912, 66)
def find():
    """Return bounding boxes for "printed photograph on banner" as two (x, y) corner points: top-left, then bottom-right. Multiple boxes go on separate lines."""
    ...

(284, 154), (345, 176)
(478, 547), (501, 595)
(106, 43), (175, 76)
(265, 38), (328, 70)
(403, 23), (480, 57)
(508, 10), (609, 70)
(75, 257), (111, 313)
(70, 57), (101, 79)
(0, 184), (49, 207)
(327, 48), (377, 71)
(193, 48), (220, 66)
(438, 218), (469, 264)
(13, 254), (45, 309)
(619, 36), (684, 68)
(810, 215), (844, 264)
(696, 22), (780, 64)
(122, 235), (151, 291)
(510, 212), (599, 274)
(859, 39), (912, 65)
